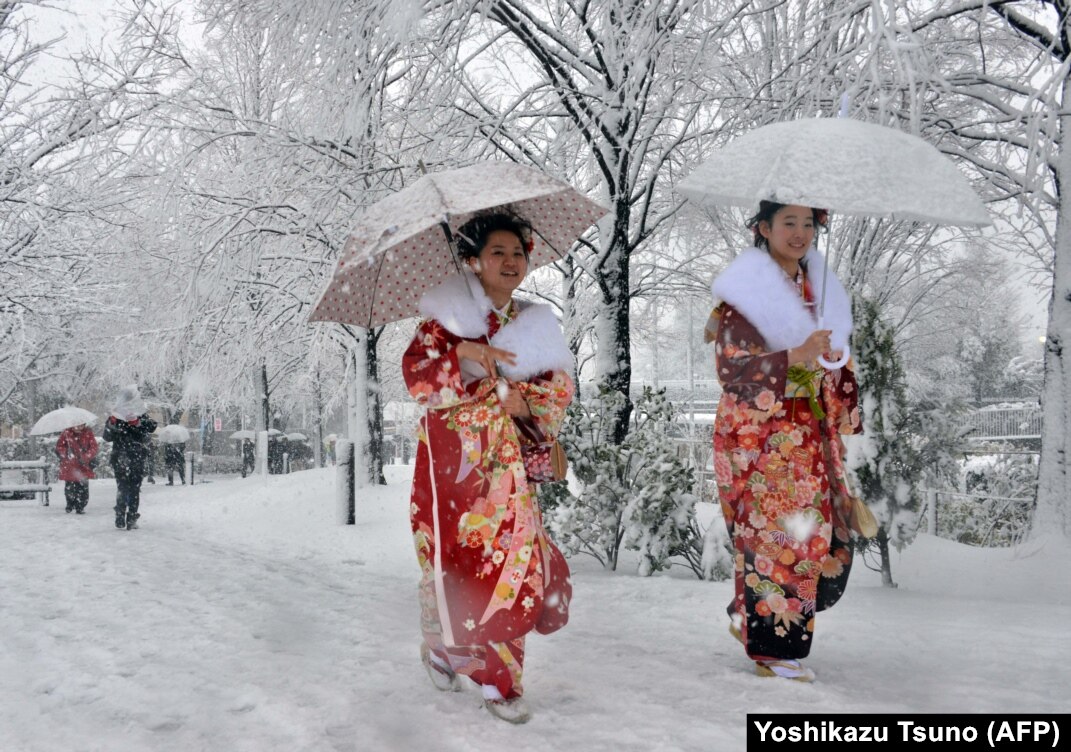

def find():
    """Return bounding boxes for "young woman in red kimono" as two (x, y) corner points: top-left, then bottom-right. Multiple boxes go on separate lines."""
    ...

(708, 202), (863, 682)
(402, 213), (574, 723)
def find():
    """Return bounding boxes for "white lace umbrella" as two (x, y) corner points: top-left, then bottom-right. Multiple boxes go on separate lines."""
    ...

(677, 118), (990, 227)
(156, 424), (191, 444)
(309, 162), (609, 328)
(679, 117), (990, 367)
(29, 406), (98, 435)
(229, 430), (256, 440)
(286, 432), (308, 442)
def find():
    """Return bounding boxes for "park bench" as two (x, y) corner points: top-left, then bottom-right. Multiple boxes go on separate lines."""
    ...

(0, 457), (52, 506)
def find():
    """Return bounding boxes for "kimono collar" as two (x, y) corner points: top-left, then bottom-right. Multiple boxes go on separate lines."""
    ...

(418, 270), (574, 381)
(710, 246), (853, 353)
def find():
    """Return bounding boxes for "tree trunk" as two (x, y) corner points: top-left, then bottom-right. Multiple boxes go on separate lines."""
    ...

(313, 366), (324, 469)
(348, 331), (370, 489)
(260, 363), (270, 430)
(366, 326), (386, 485)
(25, 378), (38, 454)
(1035, 71), (1071, 539)
(877, 528), (896, 588)
(253, 364), (269, 475)
(561, 254), (583, 389)
(595, 214), (633, 444)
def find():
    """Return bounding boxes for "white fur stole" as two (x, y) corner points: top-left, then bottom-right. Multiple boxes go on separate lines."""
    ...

(418, 270), (574, 382)
(710, 246), (853, 353)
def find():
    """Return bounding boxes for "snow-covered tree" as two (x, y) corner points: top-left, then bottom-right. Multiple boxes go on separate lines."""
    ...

(419, 0), (739, 442)
(101, 0), (427, 478)
(1003, 355), (1045, 399)
(850, 298), (923, 587)
(903, 1), (1070, 536)
(0, 1), (185, 419)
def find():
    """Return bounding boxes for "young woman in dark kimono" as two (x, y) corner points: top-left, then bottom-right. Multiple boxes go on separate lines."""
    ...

(708, 202), (863, 682)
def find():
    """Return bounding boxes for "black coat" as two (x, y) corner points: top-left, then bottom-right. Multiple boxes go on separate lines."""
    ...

(164, 443), (186, 468)
(103, 415), (158, 480)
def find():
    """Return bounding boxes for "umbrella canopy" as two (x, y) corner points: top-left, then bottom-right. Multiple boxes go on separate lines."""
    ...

(286, 432), (308, 442)
(111, 385), (147, 421)
(30, 407), (98, 436)
(324, 433), (338, 442)
(309, 162), (609, 328)
(267, 428), (284, 436)
(156, 424), (191, 444)
(677, 118), (990, 228)
(229, 430), (256, 440)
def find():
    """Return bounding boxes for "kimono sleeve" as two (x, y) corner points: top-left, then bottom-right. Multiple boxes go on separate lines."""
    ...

(515, 370), (575, 440)
(822, 360), (863, 436)
(713, 304), (789, 396)
(402, 318), (471, 410)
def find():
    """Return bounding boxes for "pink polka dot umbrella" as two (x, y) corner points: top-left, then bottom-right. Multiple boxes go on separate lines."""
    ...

(309, 162), (609, 328)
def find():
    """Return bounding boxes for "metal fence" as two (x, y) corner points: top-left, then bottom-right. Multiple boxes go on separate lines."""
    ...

(960, 406), (1042, 442)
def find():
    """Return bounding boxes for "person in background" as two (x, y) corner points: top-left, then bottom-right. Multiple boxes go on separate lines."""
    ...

(164, 441), (186, 485)
(144, 433), (157, 484)
(267, 434), (285, 474)
(55, 422), (99, 514)
(241, 439), (255, 478)
(102, 385), (158, 531)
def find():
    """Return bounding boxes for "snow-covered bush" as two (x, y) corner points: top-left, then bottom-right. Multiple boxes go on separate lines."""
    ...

(1001, 355), (1044, 398)
(934, 452), (1038, 547)
(544, 386), (698, 575)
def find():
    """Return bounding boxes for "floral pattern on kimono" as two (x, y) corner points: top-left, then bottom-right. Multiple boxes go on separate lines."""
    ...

(404, 309), (574, 658)
(712, 302), (862, 661)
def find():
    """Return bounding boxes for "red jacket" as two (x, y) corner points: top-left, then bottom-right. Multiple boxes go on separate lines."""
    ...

(55, 426), (99, 482)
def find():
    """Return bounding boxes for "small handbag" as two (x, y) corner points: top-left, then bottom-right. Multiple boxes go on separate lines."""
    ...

(514, 418), (567, 483)
(838, 471), (878, 538)
(534, 538), (571, 635)
(848, 496), (879, 538)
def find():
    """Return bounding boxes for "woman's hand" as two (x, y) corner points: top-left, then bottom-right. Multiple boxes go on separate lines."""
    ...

(789, 329), (832, 365)
(499, 385), (531, 417)
(455, 341), (517, 377)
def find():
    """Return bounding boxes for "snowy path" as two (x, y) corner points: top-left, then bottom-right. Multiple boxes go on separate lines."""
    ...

(1, 467), (1067, 752)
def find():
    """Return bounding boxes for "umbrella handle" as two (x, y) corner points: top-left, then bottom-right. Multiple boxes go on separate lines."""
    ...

(817, 348), (850, 370)
(816, 315), (849, 370)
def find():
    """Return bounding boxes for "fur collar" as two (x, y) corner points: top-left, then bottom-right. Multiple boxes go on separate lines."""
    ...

(710, 246), (853, 353)
(417, 270), (492, 339)
(418, 270), (574, 381)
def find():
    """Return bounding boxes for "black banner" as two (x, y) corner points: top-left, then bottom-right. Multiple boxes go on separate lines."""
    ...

(747, 714), (1069, 750)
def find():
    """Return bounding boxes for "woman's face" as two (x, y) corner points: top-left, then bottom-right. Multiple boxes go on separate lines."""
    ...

(758, 205), (816, 270)
(471, 229), (528, 300)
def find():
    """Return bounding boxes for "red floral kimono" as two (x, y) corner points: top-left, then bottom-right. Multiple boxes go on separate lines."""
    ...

(403, 272), (574, 699)
(710, 247), (863, 662)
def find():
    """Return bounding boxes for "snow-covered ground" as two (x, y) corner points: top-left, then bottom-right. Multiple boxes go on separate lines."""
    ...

(2, 467), (1068, 752)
